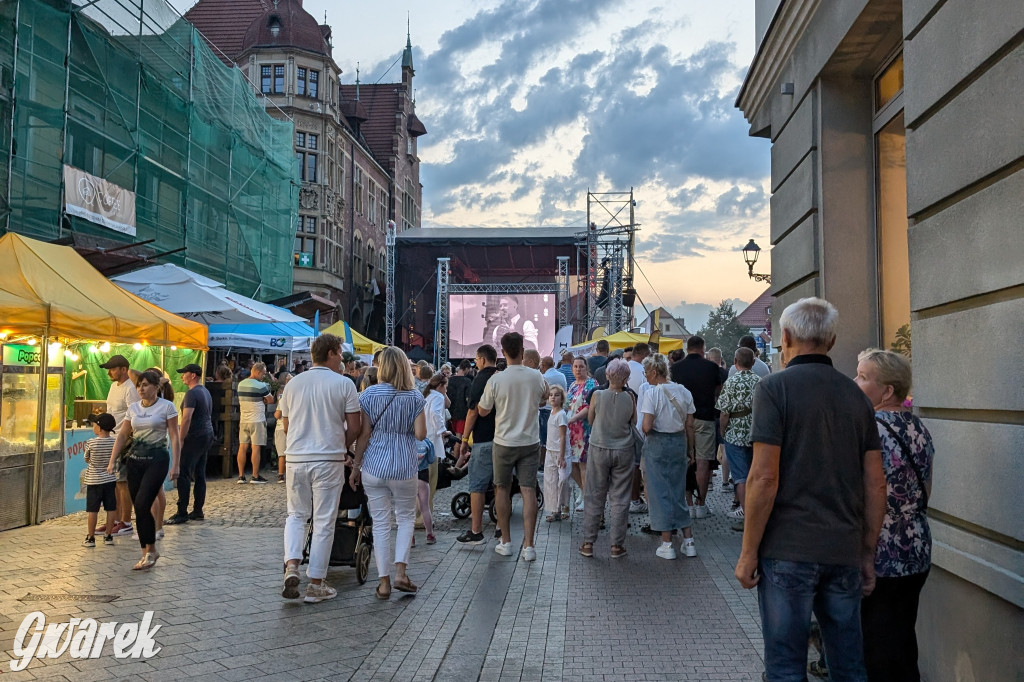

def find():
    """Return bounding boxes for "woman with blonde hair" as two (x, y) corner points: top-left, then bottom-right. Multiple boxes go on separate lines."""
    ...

(350, 347), (427, 599)
(543, 383), (569, 522)
(855, 349), (934, 682)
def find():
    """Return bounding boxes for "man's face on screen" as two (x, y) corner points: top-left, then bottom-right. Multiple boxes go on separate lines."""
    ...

(499, 297), (518, 318)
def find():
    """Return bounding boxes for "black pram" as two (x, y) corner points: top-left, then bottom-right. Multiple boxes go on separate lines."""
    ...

(301, 466), (373, 584)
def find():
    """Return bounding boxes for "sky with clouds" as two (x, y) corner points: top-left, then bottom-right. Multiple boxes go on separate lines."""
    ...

(175, 0), (772, 331)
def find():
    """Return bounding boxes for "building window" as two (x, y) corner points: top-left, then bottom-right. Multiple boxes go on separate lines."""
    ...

(261, 64), (285, 94)
(295, 132), (305, 147)
(402, 178), (418, 230)
(368, 183), (377, 224)
(295, 133), (318, 183)
(354, 167), (364, 214)
(379, 190), (387, 229)
(303, 216), (317, 233)
(873, 53), (909, 353)
(664, 323), (671, 333)
(308, 70), (319, 99)
(294, 236), (316, 267)
(367, 245), (375, 282)
(353, 235), (363, 283)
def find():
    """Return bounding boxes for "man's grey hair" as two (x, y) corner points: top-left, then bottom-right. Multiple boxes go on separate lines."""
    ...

(779, 297), (839, 346)
(251, 362), (267, 374)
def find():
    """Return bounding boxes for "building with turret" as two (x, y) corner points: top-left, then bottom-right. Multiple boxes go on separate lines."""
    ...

(185, 0), (426, 336)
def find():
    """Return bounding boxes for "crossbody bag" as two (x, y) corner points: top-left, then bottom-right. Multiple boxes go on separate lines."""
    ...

(875, 416), (929, 510)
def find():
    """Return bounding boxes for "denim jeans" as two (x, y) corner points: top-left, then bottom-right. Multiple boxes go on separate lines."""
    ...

(758, 558), (866, 682)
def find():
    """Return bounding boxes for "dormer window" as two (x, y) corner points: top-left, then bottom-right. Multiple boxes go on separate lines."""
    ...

(268, 15), (281, 38)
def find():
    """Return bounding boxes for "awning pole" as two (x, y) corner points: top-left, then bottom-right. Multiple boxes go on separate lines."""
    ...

(30, 320), (50, 526)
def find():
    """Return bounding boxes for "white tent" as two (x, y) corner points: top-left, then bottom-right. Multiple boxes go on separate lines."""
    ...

(113, 264), (305, 325)
(207, 321), (314, 352)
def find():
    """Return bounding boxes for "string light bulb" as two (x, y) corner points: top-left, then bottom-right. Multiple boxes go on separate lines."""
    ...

(27, 338), (37, 346)
(133, 343), (143, 351)
(99, 342), (110, 352)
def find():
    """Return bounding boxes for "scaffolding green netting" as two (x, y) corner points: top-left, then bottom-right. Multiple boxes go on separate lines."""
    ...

(0, 0), (297, 301)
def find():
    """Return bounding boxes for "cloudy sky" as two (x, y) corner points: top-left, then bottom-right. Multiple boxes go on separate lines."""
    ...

(176, 0), (772, 331)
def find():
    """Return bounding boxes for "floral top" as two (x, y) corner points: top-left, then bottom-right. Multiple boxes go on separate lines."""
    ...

(874, 410), (934, 577)
(715, 370), (760, 446)
(566, 379), (596, 464)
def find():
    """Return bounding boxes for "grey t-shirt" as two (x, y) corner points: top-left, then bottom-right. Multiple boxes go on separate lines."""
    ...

(750, 354), (882, 567)
(588, 389), (635, 450)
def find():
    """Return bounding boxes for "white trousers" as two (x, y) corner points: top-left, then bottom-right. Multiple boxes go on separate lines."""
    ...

(284, 460), (344, 580)
(363, 471), (417, 579)
(543, 449), (570, 514)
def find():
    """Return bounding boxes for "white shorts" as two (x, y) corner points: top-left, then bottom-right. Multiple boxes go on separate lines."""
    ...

(239, 421), (267, 446)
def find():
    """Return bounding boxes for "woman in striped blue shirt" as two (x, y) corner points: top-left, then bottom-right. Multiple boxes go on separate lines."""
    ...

(350, 347), (427, 600)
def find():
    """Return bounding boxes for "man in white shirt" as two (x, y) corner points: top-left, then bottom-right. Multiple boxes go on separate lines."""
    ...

(98, 354), (140, 536)
(728, 336), (771, 379)
(540, 355), (567, 391)
(627, 342), (650, 393)
(478, 332), (549, 561)
(279, 334), (361, 604)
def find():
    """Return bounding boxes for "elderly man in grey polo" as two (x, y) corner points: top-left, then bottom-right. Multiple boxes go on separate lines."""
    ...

(734, 297), (886, 681)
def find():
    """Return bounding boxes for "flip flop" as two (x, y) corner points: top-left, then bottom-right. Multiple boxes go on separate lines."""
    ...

(392, 578), (418, 593)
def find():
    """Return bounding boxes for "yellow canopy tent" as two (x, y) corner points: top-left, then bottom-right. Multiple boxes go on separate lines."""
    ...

(0, 233), (207, 348)
(321, 321), (386, 355)
(570, 330), (683, 353)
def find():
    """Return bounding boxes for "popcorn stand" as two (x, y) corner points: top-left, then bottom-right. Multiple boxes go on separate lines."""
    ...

(0, 234), (207, 531)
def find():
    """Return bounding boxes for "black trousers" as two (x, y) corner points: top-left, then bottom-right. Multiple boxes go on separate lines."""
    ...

(177, 432), (213, 516)
(862, 569), (930, 682)
(127, 454), (169, 547)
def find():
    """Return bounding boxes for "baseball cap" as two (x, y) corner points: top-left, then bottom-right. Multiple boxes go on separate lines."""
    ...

(97, 354), (130, 369)
(85, 413), (116, 432)
(176, 363), (203, 375)
(341, 351), (358, 364)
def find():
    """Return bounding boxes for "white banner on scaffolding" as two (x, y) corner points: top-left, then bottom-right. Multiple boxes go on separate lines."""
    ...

(63, 165), (137, 236)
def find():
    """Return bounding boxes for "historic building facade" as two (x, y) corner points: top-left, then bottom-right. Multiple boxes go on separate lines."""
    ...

(738, 2), (1023, 679)
(185, 0), (426, 333)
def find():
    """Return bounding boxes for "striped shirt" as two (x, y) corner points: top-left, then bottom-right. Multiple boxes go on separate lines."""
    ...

(83, 436), (117, 485)
(237, 377), (271, 423)
(359, 384), (425, 480)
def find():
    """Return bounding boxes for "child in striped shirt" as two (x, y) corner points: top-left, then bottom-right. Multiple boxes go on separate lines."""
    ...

(83, 413), (118, 547)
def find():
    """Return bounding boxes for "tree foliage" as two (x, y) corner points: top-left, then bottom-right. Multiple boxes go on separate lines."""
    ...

(695, 300), (751, 355)
(890, 323), (912, 358)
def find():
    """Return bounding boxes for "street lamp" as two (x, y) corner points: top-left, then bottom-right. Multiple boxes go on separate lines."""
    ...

(742, 239), (772, 284)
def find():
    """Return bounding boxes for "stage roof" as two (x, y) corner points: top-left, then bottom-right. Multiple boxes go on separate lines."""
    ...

(396, 227), (583, 280)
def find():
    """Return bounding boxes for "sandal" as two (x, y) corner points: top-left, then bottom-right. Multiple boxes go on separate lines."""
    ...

(393, 578), (418, 593)
(579, 542), (594, 558)
(545, 513), (560, 523)
(610, 545), (627, 559)
(132, 552), (158, 571)
(375, 584), (391, 600)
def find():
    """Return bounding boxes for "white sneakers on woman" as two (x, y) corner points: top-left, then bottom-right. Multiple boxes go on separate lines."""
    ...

(655, 539), (697, 559)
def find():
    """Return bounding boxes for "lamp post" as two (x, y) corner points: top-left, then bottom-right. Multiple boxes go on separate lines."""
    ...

(742, 239), (772, 284)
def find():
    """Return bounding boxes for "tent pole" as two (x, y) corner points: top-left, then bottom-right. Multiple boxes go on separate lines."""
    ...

(30, 322), (50, 526)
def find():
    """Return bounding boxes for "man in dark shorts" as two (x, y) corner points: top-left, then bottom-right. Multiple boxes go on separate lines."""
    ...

(456, 345), (499, 546)
(478, 332), (548, 561)
(166, 363), (215, 524)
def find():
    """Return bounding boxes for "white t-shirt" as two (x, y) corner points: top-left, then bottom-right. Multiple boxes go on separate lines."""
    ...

(626, 360), (645, 393)
(640, 383), (696, 433)
(278, 366), (360, 461)
(542, 367), (567, 392)
(106, 378), (140, 431)
(126, 398), (178, 444)
(479, 365), (549, 447)
(729, 358), (771, 378)
(424, 390), (447, 459)
(545, 409), (568, 457)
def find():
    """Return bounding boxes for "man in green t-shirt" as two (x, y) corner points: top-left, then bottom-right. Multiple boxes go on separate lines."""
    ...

(237, 362), (275, 483)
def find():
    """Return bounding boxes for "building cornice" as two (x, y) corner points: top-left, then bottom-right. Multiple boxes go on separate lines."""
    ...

(736, 0), (820, 122)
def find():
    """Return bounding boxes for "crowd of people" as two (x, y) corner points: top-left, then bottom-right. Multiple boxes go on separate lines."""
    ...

(74, 294), (934, 680)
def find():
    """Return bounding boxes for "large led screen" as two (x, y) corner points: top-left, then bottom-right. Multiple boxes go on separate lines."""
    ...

(449, 294), (557, 359)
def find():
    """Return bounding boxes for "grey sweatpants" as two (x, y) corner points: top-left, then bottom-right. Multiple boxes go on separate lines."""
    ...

(582, 444), (634, 546)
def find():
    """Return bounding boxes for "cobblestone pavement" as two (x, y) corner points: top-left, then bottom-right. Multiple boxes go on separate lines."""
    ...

(2, 469), (765, 680)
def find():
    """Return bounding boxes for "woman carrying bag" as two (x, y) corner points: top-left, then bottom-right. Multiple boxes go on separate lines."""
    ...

(350, 347), (427, 600)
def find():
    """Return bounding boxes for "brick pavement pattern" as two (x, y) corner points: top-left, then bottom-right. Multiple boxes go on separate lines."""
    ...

(1, 471), (765, 680)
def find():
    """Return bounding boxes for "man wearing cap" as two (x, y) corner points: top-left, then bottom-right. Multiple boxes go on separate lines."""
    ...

(99, 354), (140, 536)
(234, 362), (274, 485)
(166, 363), (215, 524)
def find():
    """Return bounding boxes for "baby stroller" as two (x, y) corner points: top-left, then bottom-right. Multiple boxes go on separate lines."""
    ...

(451, 474), (543, 522)
(301, 466), (373, 584)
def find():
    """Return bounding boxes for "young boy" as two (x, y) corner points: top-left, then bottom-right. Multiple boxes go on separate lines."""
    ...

(83, 413), (118, 547)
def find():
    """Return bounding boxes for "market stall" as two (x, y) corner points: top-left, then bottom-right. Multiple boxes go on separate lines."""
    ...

(0, 233), (207, 530)
(568, 330), (684, 355)
(321, 321), (386, 357)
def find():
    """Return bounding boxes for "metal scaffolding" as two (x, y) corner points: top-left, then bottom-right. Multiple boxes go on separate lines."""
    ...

(433, 257), (450, 366)
(578, 189), (639, 337)
(384, 220), (397, 345)
(557, 256), (570, 331)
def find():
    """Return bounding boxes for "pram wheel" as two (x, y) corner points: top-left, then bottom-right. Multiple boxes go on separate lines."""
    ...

(356, 543), (371, 584)
(451, 492), (471, 519)
(535, 485), (544, 510)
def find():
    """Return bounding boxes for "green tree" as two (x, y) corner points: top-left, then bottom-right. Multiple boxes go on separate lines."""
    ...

(696, 300), (750, 355)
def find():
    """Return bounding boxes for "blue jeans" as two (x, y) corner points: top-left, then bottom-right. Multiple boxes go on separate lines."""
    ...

(758, 559), (866, 682)
(723, 442), (752, 483)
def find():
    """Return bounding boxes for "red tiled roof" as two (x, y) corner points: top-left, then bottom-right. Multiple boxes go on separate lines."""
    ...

(185, 0), (270, 65)
(340, 83), (401, 170)
(736, 288), (773, 328)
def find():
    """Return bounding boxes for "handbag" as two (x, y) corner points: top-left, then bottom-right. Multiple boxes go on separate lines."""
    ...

(875, 416), (929, 510)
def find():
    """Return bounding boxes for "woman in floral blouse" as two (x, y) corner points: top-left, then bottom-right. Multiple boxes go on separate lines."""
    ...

(565, 356), (596, 512)
(855, 349), (934, 682)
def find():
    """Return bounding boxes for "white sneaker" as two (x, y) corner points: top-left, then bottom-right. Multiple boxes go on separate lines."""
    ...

(727, 507), (745, 519)
(575, 500), (585, 512)
(687, 505), (695, 517)
(683, 540), (697, 558)
(495, 541), (513, 556)
(303, 581), (337, 603)
(282, 564), (301, 599)
(629, 500), (648, 514)
(521, 546), (537, 562)
(655, 543), (677, 560)
(155, 528), (165, 539)
(693, 505), (710, 519)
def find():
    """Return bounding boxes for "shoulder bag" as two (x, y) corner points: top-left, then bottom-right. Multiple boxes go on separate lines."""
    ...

(875, 416), (929, 510)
